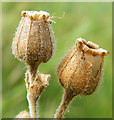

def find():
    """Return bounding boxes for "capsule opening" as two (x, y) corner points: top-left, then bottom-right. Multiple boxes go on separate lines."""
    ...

(76, 38), (109, 56)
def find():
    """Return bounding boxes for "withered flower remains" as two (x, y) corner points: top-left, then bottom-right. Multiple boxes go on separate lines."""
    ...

(55, 38), (109, 118)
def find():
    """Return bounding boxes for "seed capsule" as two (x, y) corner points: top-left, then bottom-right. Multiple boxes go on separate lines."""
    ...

(15, 110), (30, 118)
(57, 38), (109, 95)
(12, 10), (55, 66)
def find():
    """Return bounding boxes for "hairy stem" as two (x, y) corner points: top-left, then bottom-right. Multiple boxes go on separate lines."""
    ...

(25, 71), (50, 118)
(27, 62), (40, 85)
(27, 94), (37, 118)
(54, 89), (75, 118)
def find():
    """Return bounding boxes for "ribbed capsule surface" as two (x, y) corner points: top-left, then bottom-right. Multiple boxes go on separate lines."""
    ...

(12, 11), (55, 65)
(57, 38), (109, 95)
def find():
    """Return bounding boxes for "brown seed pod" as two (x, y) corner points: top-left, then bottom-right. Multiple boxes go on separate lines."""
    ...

(55, 38), (109, 118)
(57, 38), (109, 95)
(15, 110), (30, 118)
(12, 10), (55, 66)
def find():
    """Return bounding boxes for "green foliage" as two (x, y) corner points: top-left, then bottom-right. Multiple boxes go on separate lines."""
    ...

(2, 2), (112, 118)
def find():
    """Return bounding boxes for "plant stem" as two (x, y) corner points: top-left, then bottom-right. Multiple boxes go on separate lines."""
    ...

(27, 94), (37, 118)
(25, 71), (50, 118)
(26, 63), (39, 118)
(54, 89), (75, 118)
(27, 62), (40, 85)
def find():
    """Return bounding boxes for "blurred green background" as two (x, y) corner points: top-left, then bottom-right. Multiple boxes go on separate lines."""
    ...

(2, 2), (112, 118)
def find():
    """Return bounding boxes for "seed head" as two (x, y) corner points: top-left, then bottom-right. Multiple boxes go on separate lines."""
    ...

(12, 10), (55, 66)
(15, 110), (30, 118)
(57, 38), (109, 95)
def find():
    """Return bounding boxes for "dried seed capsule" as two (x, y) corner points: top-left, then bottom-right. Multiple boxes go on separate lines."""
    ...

(57, 38), (109, 95)
(12, 10), (55, 66)
(55, 38), (109, 118)
(15, 110), (30, 118)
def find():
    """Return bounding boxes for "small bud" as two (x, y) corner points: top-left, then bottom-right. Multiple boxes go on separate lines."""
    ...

(57, 38), (109, 95)
(12, 10), (55, 66)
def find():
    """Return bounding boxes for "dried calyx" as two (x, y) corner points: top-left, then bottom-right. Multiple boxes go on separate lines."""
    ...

(55, 38), (109, 118)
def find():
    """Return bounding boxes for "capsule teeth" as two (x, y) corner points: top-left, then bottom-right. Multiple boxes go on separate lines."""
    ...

(89, 49), (98, 56)
(82, 44), (89, 52)
(98, 48), (109, 56)
(81, 38), (87, 44)
(34, 14), (38, 20)
(38, 14), (46, 20)
(77, 38), (86, 43)
(21, 10), (50, 21)
(76, 39), (83, 47)
(32, 12), (38, 20)
(87, 41), (99, 49)
(21, 11), (27, 17)
(76, 38), (109, 56)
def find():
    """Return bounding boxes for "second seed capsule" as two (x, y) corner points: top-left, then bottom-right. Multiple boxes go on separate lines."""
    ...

(57, 38), (109, 95)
